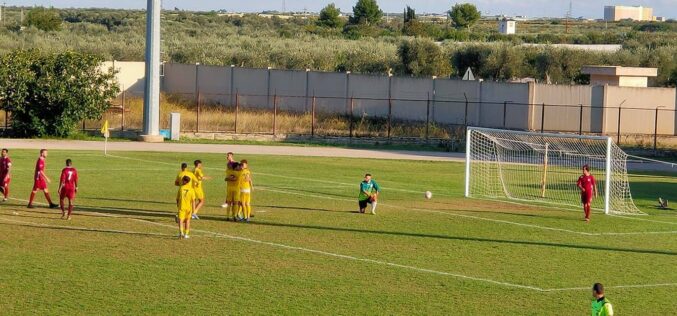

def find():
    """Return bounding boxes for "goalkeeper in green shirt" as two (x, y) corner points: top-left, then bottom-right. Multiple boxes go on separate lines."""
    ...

(591, 283), (614, 316)
(358, 174), (380, 215)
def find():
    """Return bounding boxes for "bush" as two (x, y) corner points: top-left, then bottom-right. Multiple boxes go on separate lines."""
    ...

(25, 7), (62, 31)
(398, 39), (451, 77)
(0, 50), (119, 137)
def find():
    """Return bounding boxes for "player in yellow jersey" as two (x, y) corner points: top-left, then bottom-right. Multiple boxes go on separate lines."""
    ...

(175, 162), (198, 188)
(192, 160), (210, 220)
(176, 176), (196, 239)
(239, 160), (253, 222)
(224, 161), (242, 221)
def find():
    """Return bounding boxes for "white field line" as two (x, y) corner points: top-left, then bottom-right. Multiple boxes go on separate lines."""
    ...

(104, 153), (453, 197)
(5, 200), (675, 292)
(106, 153), (677, 226)
(258, 186), (677, 236)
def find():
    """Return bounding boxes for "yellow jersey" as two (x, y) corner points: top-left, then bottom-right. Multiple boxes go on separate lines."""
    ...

(193, 167), (204, 190)
(176, 184), (196, 212)
(176, 170), (198, 188)
(240, 168), (252, 190)
(226, 168), (241, 190)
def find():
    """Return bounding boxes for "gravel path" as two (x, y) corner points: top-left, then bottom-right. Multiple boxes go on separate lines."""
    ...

(0, 139), (465, 162)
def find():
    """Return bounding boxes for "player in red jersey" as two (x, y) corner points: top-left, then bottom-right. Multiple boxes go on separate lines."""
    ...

(577, 165), (597, 222)
(58, 159), (79, 220)
(0, 148), (12, 202)
(28, 149), (58, 209)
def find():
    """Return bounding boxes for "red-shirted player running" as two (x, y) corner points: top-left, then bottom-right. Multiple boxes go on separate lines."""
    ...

(0, 148), (12, 202)
(28, 149), (58, 209)
(577, 164), (597, 222)
(58, 159), (79, 220)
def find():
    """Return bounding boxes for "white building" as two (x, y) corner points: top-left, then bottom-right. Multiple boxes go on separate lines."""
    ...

(604, 5), (654, 21)
(498, 19), (516, 34)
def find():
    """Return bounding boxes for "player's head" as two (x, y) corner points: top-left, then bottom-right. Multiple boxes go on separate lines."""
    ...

(40, 149), (48, 157)
(65, 159), (72, 166)
(232, 162), (241, 170)
(592, 283), (604, 298)
(1, 148), (7, 157)
(240, 159), (248, 169)
(364, 173), (372, 182)
(194, 160), (202, 168)
(181, 175), (191, 185)
(582, 164), (590, 174)
(181, 162), (188, 170)
(227, 152), (234, 161)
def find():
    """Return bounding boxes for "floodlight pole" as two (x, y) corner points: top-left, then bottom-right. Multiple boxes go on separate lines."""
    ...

(140, 0), (163, 142)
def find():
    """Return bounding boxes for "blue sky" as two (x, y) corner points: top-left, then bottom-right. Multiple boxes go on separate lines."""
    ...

(4, 1), (676, 19)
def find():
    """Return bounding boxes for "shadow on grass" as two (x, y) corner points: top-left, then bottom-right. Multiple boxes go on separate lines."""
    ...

(0, 222), (172, 239)
(258, 205), (346, 214)
(82, 197), (175, 206)
(250, 221), (677, 256)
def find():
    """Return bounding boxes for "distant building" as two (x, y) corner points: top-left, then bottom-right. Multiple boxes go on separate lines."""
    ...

(604, 5), (654, 21)
(498, 19), (516, 34)
(581, 66), (658, 88)
(655, 17), (667, 22)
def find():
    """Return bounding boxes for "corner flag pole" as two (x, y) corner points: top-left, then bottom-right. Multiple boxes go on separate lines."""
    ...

(101, 120), (110, 156)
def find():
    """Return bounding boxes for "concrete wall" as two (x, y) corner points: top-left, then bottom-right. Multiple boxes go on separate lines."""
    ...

(433, 79), (479, 125)
(532, 84), (592, 132)
(480, 82), (530, 129)
(113, 62), (677, 137)
(101, 61), (146, 96)
(603, 86), (676, 134)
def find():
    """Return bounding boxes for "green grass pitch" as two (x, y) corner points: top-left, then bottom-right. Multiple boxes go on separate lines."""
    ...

(0, 149), (675, 314)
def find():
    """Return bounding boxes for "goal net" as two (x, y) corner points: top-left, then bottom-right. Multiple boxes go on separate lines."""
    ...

(465, 127), (643, 215)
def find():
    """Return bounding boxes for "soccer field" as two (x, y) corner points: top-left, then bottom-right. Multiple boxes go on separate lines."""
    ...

(0, 148), (675, 315)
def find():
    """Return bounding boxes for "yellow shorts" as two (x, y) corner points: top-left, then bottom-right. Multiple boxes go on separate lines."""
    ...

(240, 192), (251, 204)
(194, 187), (205, 200)
(227, 187), (240, 202)
(178, 209), (192, 221)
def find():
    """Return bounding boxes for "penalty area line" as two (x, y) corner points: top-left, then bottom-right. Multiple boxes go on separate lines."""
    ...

(7, 201), (675, 293)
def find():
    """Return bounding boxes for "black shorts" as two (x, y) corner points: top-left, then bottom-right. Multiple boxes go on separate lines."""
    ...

(358, 199), (372, 209)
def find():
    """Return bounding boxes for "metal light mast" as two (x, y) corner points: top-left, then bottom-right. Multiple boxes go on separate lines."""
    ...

(141, 0), (163, 142)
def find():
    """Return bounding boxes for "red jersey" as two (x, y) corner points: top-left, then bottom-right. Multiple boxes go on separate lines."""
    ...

(35, 157), (45, 181)
(60, 167), (78, 190)
(0, 156), (11, 177)
(577, 174), (596, 193)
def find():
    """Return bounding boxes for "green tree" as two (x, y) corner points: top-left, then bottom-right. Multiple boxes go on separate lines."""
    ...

(404, 6), (416, 23)
(449, 3), (481, 29)
(349, 0), (383, 25)
(25, 7), (63, 31)
(0, 50), (119, 137)
(318, 3), (343, 28)
(398, 38), (451, 77)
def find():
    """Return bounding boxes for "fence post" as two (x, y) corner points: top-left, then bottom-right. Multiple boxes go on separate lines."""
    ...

(578, 103), (583, 135)
(4, 110), (7, 130)
(82, 120), (86, 132)
(654, 106), (660, 153)
(426, 92), (431, 141)
(387, 94), (392, 139)
(121, 90), (126, 132)
(617, 106), (622, 144)
(502, 101), (508, 128)
(273, 93), (277, 136)
(463, 93), (469, 127)
(540, 103), (545, 133)
(349, 96), (354, 138)
(234, 90), (239, 134)
(311, 95), (316, 137)
(196, 91), (201, 133)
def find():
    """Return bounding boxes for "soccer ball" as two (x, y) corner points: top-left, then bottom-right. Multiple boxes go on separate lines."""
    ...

(424, 191), (432, 199)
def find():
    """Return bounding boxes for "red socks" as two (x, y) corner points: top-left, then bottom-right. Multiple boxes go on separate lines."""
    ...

(28, 192), (36, 205)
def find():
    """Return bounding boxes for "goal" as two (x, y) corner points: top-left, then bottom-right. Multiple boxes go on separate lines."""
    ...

(464, 127), (643, 215)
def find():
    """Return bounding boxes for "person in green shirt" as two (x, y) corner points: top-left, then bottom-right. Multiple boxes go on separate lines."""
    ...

(591, 283), (614, 316)
(358, 173), (380, 215)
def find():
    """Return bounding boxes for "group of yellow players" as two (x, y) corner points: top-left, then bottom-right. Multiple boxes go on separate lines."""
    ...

(174, 152), (253, 239)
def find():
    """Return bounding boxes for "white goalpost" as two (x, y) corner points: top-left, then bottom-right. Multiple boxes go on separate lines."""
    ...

(464, 127), (644, 215)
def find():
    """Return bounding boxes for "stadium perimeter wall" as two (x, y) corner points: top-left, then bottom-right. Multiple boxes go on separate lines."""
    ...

(109, 62), (677, 137)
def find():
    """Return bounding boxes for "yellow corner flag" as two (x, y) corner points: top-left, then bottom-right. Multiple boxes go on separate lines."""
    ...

(101, 120), (110, 138)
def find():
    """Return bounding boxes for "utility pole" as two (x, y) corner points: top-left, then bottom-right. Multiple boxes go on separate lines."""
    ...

(565, 0), (572, 33)
(140, 0), (163, 142)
